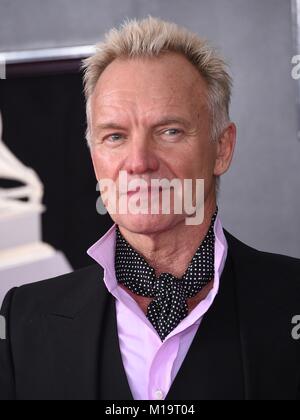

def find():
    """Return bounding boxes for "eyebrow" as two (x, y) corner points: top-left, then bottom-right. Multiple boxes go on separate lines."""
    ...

(94, 116), (191, 133)
(153, 117), (191, 128)
(95, 122), (125, 131)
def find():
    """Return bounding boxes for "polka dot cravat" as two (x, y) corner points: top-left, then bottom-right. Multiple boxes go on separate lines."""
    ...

(115, 207), (218, 341)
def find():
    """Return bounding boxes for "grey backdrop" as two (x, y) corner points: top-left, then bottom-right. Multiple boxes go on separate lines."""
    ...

(0, 0), (299, 258)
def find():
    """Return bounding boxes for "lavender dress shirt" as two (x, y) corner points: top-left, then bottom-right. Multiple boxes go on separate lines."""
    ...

(87, 214), (228, 400)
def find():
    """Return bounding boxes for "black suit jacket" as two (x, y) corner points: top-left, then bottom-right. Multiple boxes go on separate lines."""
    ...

(0, 230), (300, 400)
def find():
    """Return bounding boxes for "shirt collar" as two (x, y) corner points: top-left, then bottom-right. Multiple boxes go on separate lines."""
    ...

(87, 209), (228, 295)
(114, 208), (218, 287)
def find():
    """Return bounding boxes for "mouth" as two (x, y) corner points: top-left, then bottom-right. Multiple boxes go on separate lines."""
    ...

(126, 186), (163, 196)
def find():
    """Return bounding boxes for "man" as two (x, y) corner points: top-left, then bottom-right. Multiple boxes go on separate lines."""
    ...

(0, 16), (299, 401)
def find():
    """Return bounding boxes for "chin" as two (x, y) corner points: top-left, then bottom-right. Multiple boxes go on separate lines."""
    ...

(111, 213), (185, 235)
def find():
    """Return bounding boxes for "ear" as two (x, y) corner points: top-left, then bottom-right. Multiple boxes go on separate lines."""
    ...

(214, 123), (236, 177)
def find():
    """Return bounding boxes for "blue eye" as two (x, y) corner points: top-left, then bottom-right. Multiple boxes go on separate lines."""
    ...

(107, 133), (124, 142)
(163, 128), (182, 138)
(165, 129), (180, 136)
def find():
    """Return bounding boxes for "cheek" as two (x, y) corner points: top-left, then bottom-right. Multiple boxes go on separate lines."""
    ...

(188, 144), (216, 179)
(91, 149), (119, 180)
(168, 150), (209, 181)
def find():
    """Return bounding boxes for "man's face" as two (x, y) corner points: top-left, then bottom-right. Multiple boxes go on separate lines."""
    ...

(89, 52), (220, 234)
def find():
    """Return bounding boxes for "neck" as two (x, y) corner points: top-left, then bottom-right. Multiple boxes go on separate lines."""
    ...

(118, 196), (217, 279)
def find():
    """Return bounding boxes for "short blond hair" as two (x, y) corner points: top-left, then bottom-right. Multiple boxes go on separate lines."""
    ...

(82, 16), (232, 151)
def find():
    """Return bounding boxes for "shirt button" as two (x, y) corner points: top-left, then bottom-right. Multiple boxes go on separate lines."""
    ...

(154, 390), (164, 400)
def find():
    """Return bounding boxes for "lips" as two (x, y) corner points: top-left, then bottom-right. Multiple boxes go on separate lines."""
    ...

(127, 186), (163, 195)
(127, 186), (150, 195)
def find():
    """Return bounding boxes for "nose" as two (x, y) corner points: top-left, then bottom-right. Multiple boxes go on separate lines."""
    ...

(124, 138), (160, 175)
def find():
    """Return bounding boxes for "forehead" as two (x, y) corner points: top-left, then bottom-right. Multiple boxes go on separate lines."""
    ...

(91, 53), (208, 114)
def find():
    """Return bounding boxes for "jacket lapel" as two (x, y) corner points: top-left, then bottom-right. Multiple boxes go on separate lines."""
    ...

(166, 252), (246, 400)
(224, 230), (300, 400)
(43, 265), (133, 400)
(97, 293), (134, 400)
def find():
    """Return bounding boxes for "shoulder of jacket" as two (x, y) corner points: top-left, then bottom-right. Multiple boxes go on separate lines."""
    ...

(6, 264), (105, 320)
